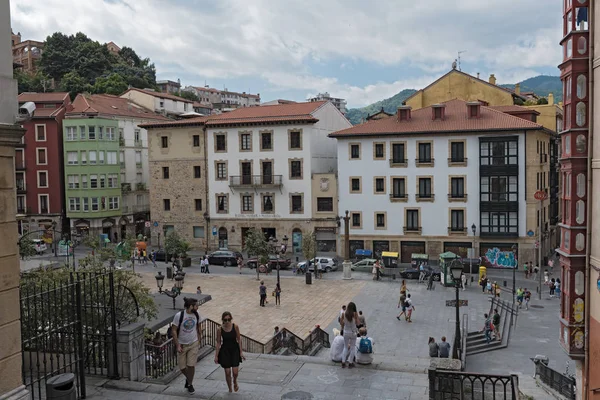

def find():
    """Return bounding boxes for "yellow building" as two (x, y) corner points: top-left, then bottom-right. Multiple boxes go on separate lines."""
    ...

(404, 69), (526, 109)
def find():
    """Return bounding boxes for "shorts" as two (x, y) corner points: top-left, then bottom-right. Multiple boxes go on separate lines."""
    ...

(178, 341), (199, 370)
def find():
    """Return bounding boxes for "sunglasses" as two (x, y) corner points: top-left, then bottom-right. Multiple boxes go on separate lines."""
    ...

(223, 318), (232, 322)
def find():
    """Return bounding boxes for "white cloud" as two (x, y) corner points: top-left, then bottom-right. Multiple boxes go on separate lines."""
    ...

(10, 0), (561, 108)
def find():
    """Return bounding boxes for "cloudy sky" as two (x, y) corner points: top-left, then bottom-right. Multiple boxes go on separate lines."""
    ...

(10, 0), (562, 108)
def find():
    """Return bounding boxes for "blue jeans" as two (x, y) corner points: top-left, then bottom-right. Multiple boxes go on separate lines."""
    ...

(484, 329), (492, 344)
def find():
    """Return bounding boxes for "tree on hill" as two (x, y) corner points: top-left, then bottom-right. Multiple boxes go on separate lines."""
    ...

(92, 73), (129, 95)
(179, 90), (200, 102)
(59, 71), (91, 100)
(14, 70), (53, 93)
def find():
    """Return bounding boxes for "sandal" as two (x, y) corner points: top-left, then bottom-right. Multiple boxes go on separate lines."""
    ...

(341, 362), (346, 368)
(234, 382), (239, 392)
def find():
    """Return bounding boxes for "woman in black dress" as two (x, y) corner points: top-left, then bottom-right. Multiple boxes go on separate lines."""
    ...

(214, 311), (245, 392)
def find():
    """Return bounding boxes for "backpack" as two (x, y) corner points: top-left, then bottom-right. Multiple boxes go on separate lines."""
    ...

(404, 300), (410, 308)
(175, 309), (200, 335)
(358, 337), (372, 354)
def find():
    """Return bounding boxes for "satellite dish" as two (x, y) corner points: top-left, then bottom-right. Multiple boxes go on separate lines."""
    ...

(452, 59), (457, 70)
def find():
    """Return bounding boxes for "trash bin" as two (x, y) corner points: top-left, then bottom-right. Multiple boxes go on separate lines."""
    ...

(46, 373), (76, 399)
(305, 271), (312, 285)
(166, 265), (173, 279)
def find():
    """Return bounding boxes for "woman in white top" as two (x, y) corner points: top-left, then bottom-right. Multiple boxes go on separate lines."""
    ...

(329, 328), (344, 362)
(340, 302), (360, 368)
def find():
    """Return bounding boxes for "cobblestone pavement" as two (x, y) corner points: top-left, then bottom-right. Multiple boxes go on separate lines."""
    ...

(138, 272), (365, 343)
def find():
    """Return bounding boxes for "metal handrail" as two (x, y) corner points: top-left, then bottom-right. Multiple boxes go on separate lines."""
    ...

(428, 368), (520, 400)
(532, 359), (576, 399)
(229, 175), (283, 187)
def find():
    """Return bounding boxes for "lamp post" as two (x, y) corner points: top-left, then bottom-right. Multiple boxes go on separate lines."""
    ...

(470, 223), (477, 283)
(52, 221), (57, 257)
(341, 210), (352, 280)
(511, 244), (518, 304)
(268, 235), (288, 288)
(163, 227), (168, 264)
(450, 260), (463, 359)
(156, 270), (186, 309)
(203, 212), (210, 253)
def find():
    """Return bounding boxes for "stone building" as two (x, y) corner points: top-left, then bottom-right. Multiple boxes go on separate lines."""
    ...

(11, 30), (44, 74)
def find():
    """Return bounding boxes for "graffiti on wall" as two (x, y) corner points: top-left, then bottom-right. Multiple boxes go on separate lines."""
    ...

(482, 247), (517, 269)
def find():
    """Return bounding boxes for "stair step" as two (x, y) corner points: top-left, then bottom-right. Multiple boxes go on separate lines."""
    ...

(466, 342), (505, 356)
(468, 338), (501, 346)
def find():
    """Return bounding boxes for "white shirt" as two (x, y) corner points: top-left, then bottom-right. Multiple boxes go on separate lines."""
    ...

(330, 335), (345, 362)
(172, 310), (199, 345)
(405, 298), (413, 310)
(355, 336), (375, 364)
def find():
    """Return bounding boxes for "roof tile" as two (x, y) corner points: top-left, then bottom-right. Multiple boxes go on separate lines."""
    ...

(67, 94), (170, 120)
(18, 92), (70, 103)
(121, 88), (194, 103)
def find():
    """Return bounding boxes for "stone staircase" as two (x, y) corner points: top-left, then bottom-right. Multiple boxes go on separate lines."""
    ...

(465, 331), (506, 355)
(465, 297), (519, 356)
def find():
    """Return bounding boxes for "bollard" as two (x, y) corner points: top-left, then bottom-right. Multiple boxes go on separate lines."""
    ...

(503, 280), (507, 287)
(46, 373), (76, 399)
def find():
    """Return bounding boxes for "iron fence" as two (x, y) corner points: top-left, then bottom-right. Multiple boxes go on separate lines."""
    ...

(533, 360), (576, 399)
(145, 338), (177, 379)
(428, 368), (519, 400)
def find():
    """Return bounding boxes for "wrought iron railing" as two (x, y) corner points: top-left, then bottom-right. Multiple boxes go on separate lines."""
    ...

(229, 175), (283, 187)
(428, 368), (519, 400)
(145, 338), (177, 379)
(532, 359), (576, 399)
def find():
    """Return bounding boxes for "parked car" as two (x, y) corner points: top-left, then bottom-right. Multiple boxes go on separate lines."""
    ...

(299, 257), (338, 272)
(208, 250), (243, 266)
(153, 250), (167, 262)
(246, 255), (292, 270)
(400, 265), (441, 281)
(31, 239), (47, 255)
(350, 258), (377, 272)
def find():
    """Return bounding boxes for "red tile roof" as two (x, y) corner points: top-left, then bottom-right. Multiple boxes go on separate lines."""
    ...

(329, 99), (542, 137)
(193, 101), (213, 109)
(204, 101), (326, 126)
(139, 116), (211, 129)
(120, 88), (194, 103)
(18, 92), (70, 103)
(67, 94), (170, 120)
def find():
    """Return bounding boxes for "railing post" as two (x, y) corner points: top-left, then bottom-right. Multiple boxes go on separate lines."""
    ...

(428, 368), (436, 400)
(73, 275), (86, 399)
(108, 271), (119, 379)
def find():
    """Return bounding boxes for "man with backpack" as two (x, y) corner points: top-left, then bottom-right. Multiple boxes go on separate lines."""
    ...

(481, 313), (493, 344)
(354, 327), (374, 365)
(171, 297), (202, 394)
(492, 309), (501, 341)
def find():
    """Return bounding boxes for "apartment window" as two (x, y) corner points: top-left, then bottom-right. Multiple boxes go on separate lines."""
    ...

(480, 211), (518, 234)
(38, 171), (48, 188)
(194, 166), (201, 178)
(375, 177), (385, 193)
(161, 136), (168, 148)
(289, 131), (302, 149)
(480, 139), (518, 166)
(242, 195), (253, 212)
(350, 143), (361, 159)
(66, 126), (77, 141)
(163, 199), (171, 211)
(450, 141), (465, 162)
(317, 197), (333, 212)
(450, 210), (465, 231)
(162, 167), (169, 179)
(89, 151), (97, 165)
(98, 126), (104, 140)
(418, 177), (432, 199)
(216, 162), (227, 180)
(108, 174), (118, 188)
(80, 151), (87, 165)
(134, 129), (141, 144)
(67, 175), (79, 189)
(37, 148), (47, 165)
(107, 151), (117, 165)
(195, 199), (202, 211)
(215, 134), (227, 151)
(193, 226), (205, 238)
(418, 142), (432, 163)
(351, 212), (361, 228)
(240, 133), (252, 151)
(262, 195), (274, 213)
(88, 126), (96, 140)
(193, 134), (200, 147)
(108, 197), (119, 210)
(91, 197), (99, 211)
(136, 172), (143, 183)
(406, 209), (419, 231)
(39, 195), (49, 213)
(376, 213), (386, 228)
(350, 177), (361, 193)
(82, 197), (89, 211)
(79, 126), (86, 140)
(107, 127), (116, 140)
(67, 151), (78, 165)
(90, 175), (98, 189)
(217, 195), (228, 213)
(99, 174), (106, 188)
(261, 132), (273, 150)
(450, 177), (465, 198)
(120, 151), (125, 166)
(374, 143), (385, 159)
(391, 142), (406, 163)
(36, 125), (46, 141)
(291, 194), (303, 213)
(391, 177), (406, 199)
(480, 176), (518, 202)
(135, 151), (142, 166)
(81, 175), (88, 189)
(290, 160), (302, 179)
(98, 151), (105, 164)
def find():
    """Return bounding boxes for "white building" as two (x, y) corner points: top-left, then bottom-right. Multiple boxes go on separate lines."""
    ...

(205, 101), (351, 252)
(330, 99), (550, 265)
(181, 86), (260, 110)
(120, 88), (193, 117)
(308, 92), (347, 115)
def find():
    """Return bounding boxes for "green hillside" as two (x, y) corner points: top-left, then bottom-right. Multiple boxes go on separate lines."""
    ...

(500, 75), (562, 103)
(345, 89), (417, 125)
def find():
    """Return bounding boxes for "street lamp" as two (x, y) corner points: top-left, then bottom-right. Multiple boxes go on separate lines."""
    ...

(450, 259), (463, 359)
(470, 224), (477, 283)
(51, 221), (57, 257)
(511, 244), (518, 304)
(163, 227), (169, 264)
(269, 235), (288, 288)
(156, 270), (186, 309)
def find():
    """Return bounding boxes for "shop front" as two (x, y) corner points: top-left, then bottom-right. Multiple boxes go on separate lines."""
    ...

(315, 227), (337, 253)
(372, 240), (390, 258)
(443, 242), (472, 258)
(400, 241), (426, 264)
(479, 242), (518, 269)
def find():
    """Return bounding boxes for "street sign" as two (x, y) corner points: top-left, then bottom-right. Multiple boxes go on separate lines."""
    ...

(446, 300), (469, 307)
(145, 221), (151, 228)
(212, 227), (217, 236)
(527, 230), (535, 237)
(153, 221), (159, 227)
(534, 190), (548, 201)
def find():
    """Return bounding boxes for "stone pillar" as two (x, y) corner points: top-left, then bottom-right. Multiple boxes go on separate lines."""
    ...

(107, 322), (146, 381)
(0, 125), (28, 400)
(342, 261), (353, 280)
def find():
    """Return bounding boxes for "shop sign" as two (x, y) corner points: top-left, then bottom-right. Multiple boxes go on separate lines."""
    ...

(234, 214), (282, 218)
(315, 227), (336, 233)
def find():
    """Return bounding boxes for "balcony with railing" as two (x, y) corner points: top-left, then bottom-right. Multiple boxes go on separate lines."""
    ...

(389, 158), (408, 167)
(448, 193), (468, 202)
(404, 226), (422, 234)
(415, 158), (435, 167)
(415, 193), (435, 202)
(121, 182), (132, 193)
(135, 182), (147, 192)
(122, 204), (150, 214)
(15, 161), (25, 170)
(16, 182), (26, 194)
(447, 157), (468, 166)
(448, 226), (467, 235)
(389, 193), (408, 202)
(229, 175), (283, 188)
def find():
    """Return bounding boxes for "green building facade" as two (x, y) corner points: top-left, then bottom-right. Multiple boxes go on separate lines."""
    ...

(63, 117), (122, 238)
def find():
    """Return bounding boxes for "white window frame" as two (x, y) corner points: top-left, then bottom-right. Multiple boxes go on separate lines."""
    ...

(108, 174), (118, 188)
(69, 197), (81, 212)
(67, 151), (78, 165)
(66, 126), (77, 141)
(67, 175), (79, 189)
(81, 175), (88, 189)
(89, 151), (97, 165)
(37, 170), (48, 188)
(82, 197), (89, 211)
(38, 194), (49, 213)
(35, 124), (46, 142)
(88, 126), (96, 140)
(90, 175), (98, 189)
(98, 151), (105, 165)
(36, 147), (48, 165)
(80, 151), (87, 165)
(106, 127), (116, 140)
(109, 196), (119, 210)
(79, 126), (86, 140)
(107, 151), (117, 165)
(91, 197), (99, 211)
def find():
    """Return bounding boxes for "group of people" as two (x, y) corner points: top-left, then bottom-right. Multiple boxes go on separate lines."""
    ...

(330, 302), (374, 367)
(396, 280), (415, 322)
(481, 309), (502, 344)
(258, 280), (281, 306)
(479, 275), (502, 297)
(523, 261), (540, 279)
(199, 255), (210, 273)
(516, 287), (532, 310)
(428, 336), (451, 358)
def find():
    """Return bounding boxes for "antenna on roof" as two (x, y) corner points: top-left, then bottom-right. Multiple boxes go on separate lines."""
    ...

(457, 50), (467, 71)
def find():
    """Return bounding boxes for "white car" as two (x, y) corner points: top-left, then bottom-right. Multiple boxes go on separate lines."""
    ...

(299, 257), (338, 272)
(31, 239), (47, 255)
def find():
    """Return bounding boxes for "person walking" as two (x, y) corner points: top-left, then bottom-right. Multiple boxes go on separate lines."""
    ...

(524, 288), (532, 310)
(142, 249), (148, 264)
(482, 313), (493, 344)
(524, 262), (529, 279)
(237, 256), (243, 274)
(427, 272), (435, 290)
(461, 273), (467, 291)
(405, 294), (415, 322)
(480, 276), (488, 293)
(214, 311), (245, 393)
(151, 250), (157, 268)
(259, 281), (267, 307)
(171, 297), (202, 394)
(204, 255), (210, 274)
(340, 302), (359, 368)
(200, 256), (206, 273)
(274, 282), (281, 306)
(438, 336), (451, 358)
(418, 262), (426, 284)
(397, 281), (408, 320)
(555, 278), (561, 299)
(549, 278), (556, 297)
(428, 337), (439, 357)
(516, 287), (524, 308)
(492, 308), (501, 341)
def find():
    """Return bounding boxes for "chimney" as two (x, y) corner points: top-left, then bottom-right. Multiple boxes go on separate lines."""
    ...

(548, 93), (554, 105)
(489, 74), (496, 85)
(515, 83), (521, 95)
(431, 104), (446, 120)
(397, 105), (412, 121)
(559, 101), (563, 109)
(467, 101), (481, 119)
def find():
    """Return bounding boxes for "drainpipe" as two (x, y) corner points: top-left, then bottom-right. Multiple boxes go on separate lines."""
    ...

(203, 124), (210, 253)
(584, 2), (594, 398)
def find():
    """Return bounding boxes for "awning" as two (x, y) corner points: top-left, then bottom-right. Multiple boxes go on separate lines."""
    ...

(439, 251), (459, 259)
(356, 249), (372, 256)
(382, 251), (399, 258)
(411, 253), (428, 260)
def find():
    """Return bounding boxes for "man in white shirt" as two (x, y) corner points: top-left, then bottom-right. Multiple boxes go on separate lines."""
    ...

(171, 297), (202, 394)
(355, 327), (374, 365)
(329, 328), (345, 362)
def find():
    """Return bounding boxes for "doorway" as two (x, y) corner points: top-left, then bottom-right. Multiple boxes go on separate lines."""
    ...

(261, 227), (276, 241)
(218, 227), (228, 249)
(241, 162), (252, 184)
(262, 161), (273, 184)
